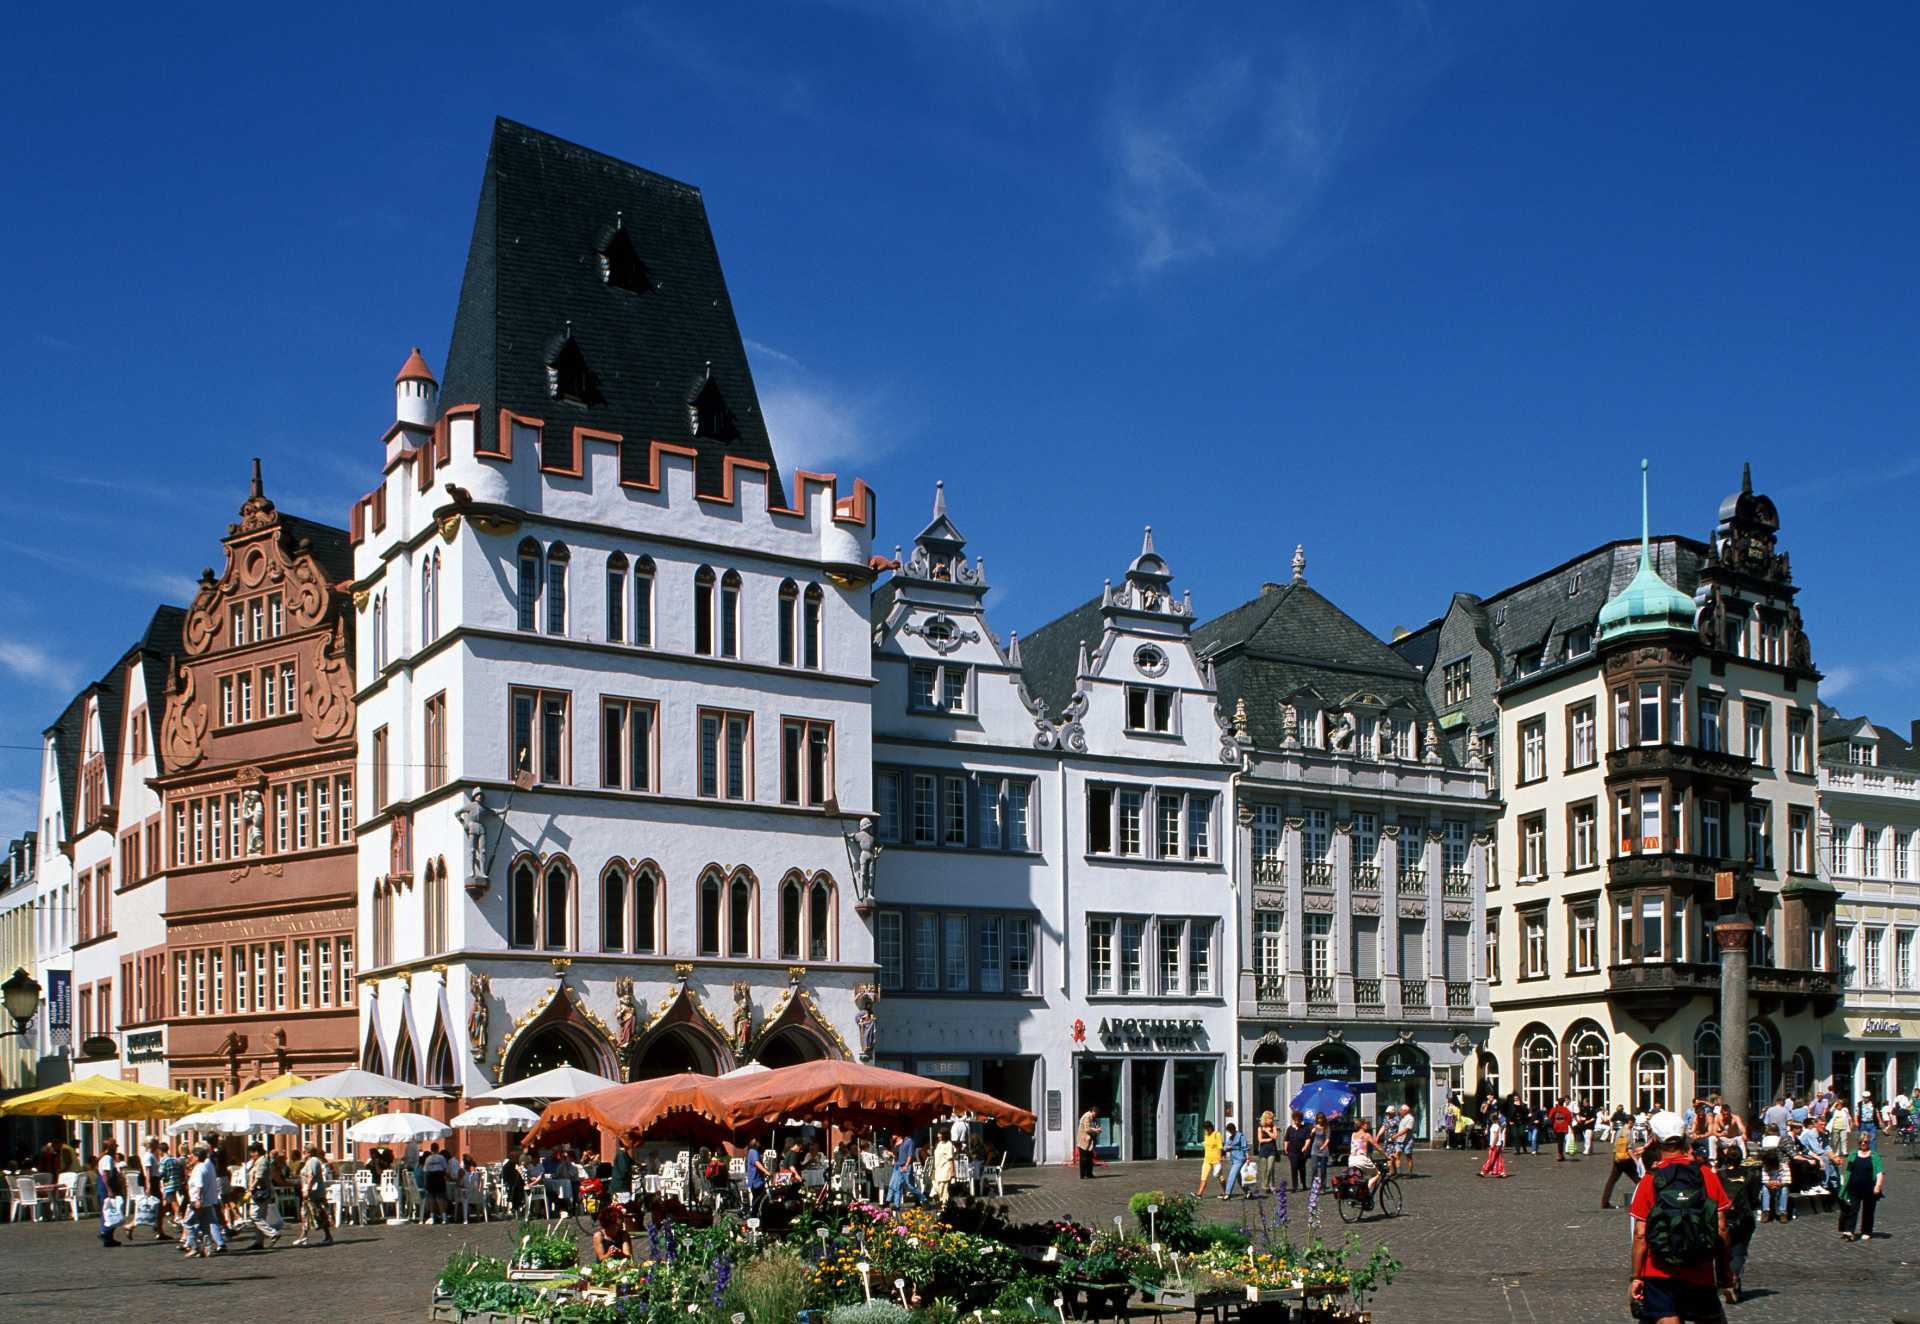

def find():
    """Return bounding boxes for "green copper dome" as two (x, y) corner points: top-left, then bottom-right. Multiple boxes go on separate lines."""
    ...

(1596, 460), (1698, 644)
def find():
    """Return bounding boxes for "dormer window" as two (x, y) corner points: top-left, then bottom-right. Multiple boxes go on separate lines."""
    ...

(545, 334), (600, 406)
(689, 375), (739, 442)
(598, 221), (653, 294)
(1850, 741), (1878, 767)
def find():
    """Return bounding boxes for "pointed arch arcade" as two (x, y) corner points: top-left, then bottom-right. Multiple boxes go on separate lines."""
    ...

(626, 983), (735, 1081)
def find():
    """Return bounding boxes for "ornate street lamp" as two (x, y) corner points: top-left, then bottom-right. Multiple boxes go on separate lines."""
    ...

(1, 966), (42, 1038)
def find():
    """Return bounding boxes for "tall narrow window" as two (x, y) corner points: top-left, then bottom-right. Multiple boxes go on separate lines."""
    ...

(808, 879), (831, 960)
(517, 539), (542, 632)
(371, 726), (389, 808)
(632, 557), (655, 647)
(699, 709), (751, 800)
(780, 719), (834, 806)
(634, 871), (657, 954)
(719, 570), (742, 658)
(509, 863), (536, 949)
(605, 553), (627, 644)
(700, 875), (722, 955)
(423, 693), (447, 791)
(780, 878), (803, 959)
(693, 567), (716, 655)
(778, 580), (799, 667)
(543, 861), (572, 950)
(421, 551), (439, 644)
(729, 876), (753, 957)
(802, 585), (823, 670)
(545, 543), (570, 635)
(602, 865), (628, 952)
(602, 698), (657, 791)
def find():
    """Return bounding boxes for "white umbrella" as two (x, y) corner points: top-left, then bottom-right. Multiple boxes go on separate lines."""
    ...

(346, 1111), (451, 1144)
(449, 1102), (541, 1130)
(167, 1107), (300, 1137)
(270, 1069), (448, 1102)
(484, 1065), (620, 1100)
(720, 1062), (771, 1078)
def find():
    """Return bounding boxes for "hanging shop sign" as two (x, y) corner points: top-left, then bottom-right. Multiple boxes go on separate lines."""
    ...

(1096, 1017), (1205, 1050)
(1862, 1018), (1904, 1037)
(125, 1030), (166, 1063)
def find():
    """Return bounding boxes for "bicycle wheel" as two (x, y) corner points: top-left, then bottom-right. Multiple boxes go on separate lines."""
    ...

(1378, 1179), (1403, 1218)
(1337, 1193), (1364, 1224)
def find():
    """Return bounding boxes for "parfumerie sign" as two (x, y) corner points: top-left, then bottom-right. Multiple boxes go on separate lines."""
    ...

(1096, 1018), (1204, 1049)
(1862, 1018), (1904, 1036)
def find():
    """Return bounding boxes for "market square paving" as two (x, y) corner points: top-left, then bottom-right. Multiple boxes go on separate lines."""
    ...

(1, 1150), (1913, 1323)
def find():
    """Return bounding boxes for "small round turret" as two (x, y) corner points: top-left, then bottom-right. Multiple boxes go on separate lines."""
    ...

(395, 347), (438, 427)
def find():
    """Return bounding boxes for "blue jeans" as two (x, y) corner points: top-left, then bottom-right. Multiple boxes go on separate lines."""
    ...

(887, 1166), (922, 1207)
(1525, 1126), (1539, 1153)
(1762, 1183), (1789, 1216)
(1223, 1158), (1246, 1196)
(185, 1204), (227, 1251)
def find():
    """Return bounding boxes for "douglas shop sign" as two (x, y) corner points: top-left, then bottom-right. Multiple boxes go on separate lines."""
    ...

(1096, 1017), (1205, 1050)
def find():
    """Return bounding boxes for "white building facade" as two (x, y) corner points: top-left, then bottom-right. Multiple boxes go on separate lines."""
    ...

(870, 496), (1236, 1164)
(350, 121), (881, 1124)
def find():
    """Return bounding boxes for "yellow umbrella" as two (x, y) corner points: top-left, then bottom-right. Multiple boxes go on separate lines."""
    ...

(1, 1075), (198, 1120)
(226, 1073), (354, 1125)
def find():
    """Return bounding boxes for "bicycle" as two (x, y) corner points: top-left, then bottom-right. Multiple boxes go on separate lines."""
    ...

(1334, 1170), (1403, 1222)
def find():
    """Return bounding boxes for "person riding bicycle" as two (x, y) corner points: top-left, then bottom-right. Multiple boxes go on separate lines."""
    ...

(1347, 1118), (1388, 1203)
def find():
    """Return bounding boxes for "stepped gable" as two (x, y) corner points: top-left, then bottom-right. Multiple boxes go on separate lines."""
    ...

(439, 117), (782, 503)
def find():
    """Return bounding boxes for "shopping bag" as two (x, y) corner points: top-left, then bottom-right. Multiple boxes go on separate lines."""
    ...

(100, 1195), (126, 1225)
(1240, 1160), (1260, 1187)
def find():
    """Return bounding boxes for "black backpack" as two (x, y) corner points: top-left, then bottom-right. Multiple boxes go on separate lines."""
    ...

(1645, 1162), (1720, 1267)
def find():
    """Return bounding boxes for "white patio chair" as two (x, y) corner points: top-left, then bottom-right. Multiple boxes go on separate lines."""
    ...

(399, 1168), (424, 1221)
(523, 1180), (551, 1219)
(58, 1172), (84, 1220)
(11, 1175), (45, 1221)
(379, 1169), (406, 1222)
(457, 1171), (487, 1223)
(979, 1157), (1005, 1197)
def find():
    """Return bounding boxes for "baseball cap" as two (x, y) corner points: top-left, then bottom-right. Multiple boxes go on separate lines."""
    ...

(1647, 1110), (1686, 1141)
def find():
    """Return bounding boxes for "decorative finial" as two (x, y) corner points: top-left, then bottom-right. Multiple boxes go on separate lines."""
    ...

(1141, 525), (1155, 556)
(249, 456), (264, 501)
(1077, 639), (1090, 675)
(1741, 460), (1752, 495)
(932, 480), (947, 519)
(1640, 458), (1652, 565)
(564, 319), (573, 340)
(1006, 630), (1022, 667)
(1291, 545), (1306, 583)
(615, 209), (624, 229)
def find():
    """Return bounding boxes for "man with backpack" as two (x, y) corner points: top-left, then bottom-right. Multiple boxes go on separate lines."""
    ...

(1629, 1110), (1733, 1324)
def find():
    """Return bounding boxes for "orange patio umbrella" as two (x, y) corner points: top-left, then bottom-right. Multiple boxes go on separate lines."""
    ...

(706, 1059), (1035, 1135)
(523, 1073), (731, 1151)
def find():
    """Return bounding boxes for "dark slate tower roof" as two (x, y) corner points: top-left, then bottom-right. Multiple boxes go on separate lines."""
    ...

(440, 118), (782, 501)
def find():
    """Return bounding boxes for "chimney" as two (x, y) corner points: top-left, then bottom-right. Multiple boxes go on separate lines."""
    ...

(1910, 719), (1919, 753)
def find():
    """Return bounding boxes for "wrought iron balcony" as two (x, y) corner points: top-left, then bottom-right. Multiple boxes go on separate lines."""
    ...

(1303, 860), (1334, 887)
(1352, 864), (1381, 893)
(1442, 869), (1472, 899)
(1446, 982), (1474, 1015)
(1253, 857), (1287, 886)
(1306, 976), (1335, 1006)
(1399, 980), (1430, 1011)
(1354, 978), (1383, 1012)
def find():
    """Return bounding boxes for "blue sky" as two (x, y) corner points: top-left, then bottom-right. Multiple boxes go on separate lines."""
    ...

(2, 2), (1917, 836)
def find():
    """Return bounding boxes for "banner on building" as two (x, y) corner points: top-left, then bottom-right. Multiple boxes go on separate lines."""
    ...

(46, 970), (71, 1049)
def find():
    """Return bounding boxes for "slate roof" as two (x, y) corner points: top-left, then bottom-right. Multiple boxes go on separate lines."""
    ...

(1820, 706), (1920, 773)
(1018, 595), (1105, 717)
(279, 514), (354, 586)
(440, 118), (781, 502)
(1193, 581), (1443, 754)
(1394, 536), (1709, 683)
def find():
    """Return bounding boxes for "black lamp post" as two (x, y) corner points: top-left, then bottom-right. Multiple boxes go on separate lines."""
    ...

(0, 966), (40, 1038)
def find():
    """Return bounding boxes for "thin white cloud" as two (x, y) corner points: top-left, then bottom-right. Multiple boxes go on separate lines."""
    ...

(761, 384), (879, 474)
(0, 642), (80, 692)
(1106, 8), (1441, 276)
(1820, 660), (1920, 705)
(746, 338), (804, 370)
(0, 537), (200, 604)
(32, 332), (77, 352)
(0, 784), (39, 843)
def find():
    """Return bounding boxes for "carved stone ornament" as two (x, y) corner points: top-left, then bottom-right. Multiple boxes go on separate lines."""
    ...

(1381, 823), (1401, 838)
(1325, 1028), (1345, 1045)
(1442, 903), (1472, 922)
(1353, 894), (1381, 916)
(1471, 830), (1493, 847)
(1232, 697), (1250, 741)
(1214, 705), (1239, 765)
(900, 612), (980, 655)
(159, 660), (209, 770)
(730, 981), (755, 1053)
(1052, 689), (1089, 755)
(614, 975), (639, 1047)
(1303, 894), (1335, 913)
(1334, 819), (1355, 836)
(1426, 828), (1446, 844)
(1373, 719), (1394, 762)
(303, 616), (355, 744)
(1399, 899), (1428, 919)
(853, 983), (880, 1062)
(1423, 722), (1443, 764)
(181, 502), (333, 658)
(1280, 703), (1300, 747)
(1285, 816), (1306, 831)
(673, 962), (694, 983)
(1327, 710), (1357, 752)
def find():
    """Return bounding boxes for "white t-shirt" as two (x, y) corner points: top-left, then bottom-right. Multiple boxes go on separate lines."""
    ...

(1395, 1114), (1415, 1140)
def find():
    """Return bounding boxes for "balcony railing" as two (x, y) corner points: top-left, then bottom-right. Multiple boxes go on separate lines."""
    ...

(1354, 978), (1383, 1011)
(1446, 982), (1474, 1014)
(1398, 865), (1427, 891)
(1442, 869), (1472, 899)
(1255, 976), (1288, 1008)
(1306, 976), (1334, 1006)
(1352, 864), (1381, 893)
(1399, 980), (1430, 1010)
(1253, 857), (1286, 886)
(1303, 860), (1334, 887)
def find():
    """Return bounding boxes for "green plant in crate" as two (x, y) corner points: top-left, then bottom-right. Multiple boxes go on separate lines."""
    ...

(439, 1248), (509, 1297)
(824, 1302), (913, 1324)
(1128, 1190), (1202, 1250)
(515, 1220), (581, 1270)
(731, 1247), (812, 1324)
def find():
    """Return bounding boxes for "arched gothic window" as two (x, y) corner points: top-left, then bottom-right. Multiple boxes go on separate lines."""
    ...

(808, 877), (832, 960)
(633, 867), (658, 954)
(729, 873), (753, 956)
(802, 585), (823, 670)
(517, 538), (543, 632)
(1567, 1022), (1609, 1110)
(1694, 1022), (1722, 1099)
(699, 872), (723, 956)
(543, 859), (573, 950)
(393, 1027), (419, 1085)
(778, 580), (799, 667)
(632, 556), (655, 648)
(606, 553), (628, 644)
(508, 860), (537, 949)
(694, 567), (716, 656)
(780, 875), (803, 959)
(602, 862), (629, 952)
(545, 543), (570, 635)
(719, 571), (742, 659)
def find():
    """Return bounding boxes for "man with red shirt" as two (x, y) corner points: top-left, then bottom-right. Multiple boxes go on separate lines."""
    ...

(1548, 1098), (1575, 1162)
(1629, 1111), (1732, 1324)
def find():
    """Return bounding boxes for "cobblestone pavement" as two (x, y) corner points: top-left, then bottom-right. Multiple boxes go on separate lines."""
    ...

(0, 1147), (1914, 1322)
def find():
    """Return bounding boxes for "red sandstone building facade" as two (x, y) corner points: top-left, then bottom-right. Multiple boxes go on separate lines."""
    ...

(155, 464), (360, 1112)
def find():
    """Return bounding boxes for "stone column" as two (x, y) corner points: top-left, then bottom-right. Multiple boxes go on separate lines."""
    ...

(1715, 916), (1754, 1119)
